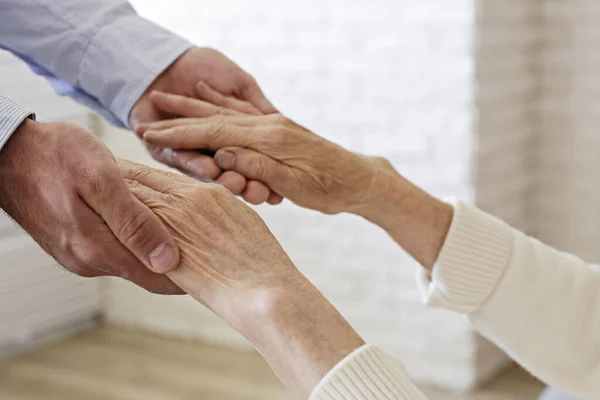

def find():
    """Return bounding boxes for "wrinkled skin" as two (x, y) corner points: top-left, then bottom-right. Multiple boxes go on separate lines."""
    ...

(130, 47), (279, 205)
(119, 159), (365, 399)
(0, 120), (181, 294)
(139, 88), (391, 215)
(119, 159), (300, 313)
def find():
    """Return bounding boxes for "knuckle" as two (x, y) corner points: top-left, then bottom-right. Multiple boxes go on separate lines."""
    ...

(204, 184), (231, 200)
(265, 126), (288, 146)
(80, 163), (116, 194)
(210, 115), (227, 135)
(250, 156), (267, 179)
(116, 209), (155, 250)
(272, 114), (290, 126)
(214, 106), (227, 116)
(245, 74), (258, 87)
(72, 247), (103, 275)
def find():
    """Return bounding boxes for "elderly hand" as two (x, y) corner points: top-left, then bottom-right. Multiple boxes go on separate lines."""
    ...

(130, 48), (280, 205)
(137, 89), (392, 215)
(118, 159), (296, 310)
(0, 119), (181, 294)
(119, 159), (365, 398)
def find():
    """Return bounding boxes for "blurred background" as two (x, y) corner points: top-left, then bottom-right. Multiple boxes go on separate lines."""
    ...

(1, 0), (599, 399)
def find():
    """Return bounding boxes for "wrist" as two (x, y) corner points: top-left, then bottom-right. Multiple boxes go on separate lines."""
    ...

(352, 159), (454, 271)
(236, 280), (364, 398)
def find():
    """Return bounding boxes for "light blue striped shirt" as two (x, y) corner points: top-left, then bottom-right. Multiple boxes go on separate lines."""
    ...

(0, 0), (192, 151)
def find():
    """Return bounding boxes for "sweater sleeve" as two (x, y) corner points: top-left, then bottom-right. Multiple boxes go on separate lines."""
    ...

(417, 200), (600, 399)
(310, 345), (429, 400)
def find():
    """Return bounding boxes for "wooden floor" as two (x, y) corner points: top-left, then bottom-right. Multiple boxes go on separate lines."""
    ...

(0, 327), (545, 400)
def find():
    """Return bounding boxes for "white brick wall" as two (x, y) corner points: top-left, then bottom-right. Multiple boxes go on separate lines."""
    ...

(104, 0), (503, 391)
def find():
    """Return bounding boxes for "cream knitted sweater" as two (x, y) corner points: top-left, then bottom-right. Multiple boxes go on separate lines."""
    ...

(310, 201), (600, 400)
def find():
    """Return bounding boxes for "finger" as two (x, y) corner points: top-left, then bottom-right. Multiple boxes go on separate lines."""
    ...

(195, 82), (262, 115)
(239, 77), (278, 114)
(214, 147), (288, 190)
(137, 115), (259, 136)
(89, 227), (185, 295)
(80, 165), (181, 274)
(149, 91), (240, 118)
(136, 118), (203, 136)
(143, 122), (260, 151)
(267, 192), (284, 205)
(118, 158), (195, 193)
(216, 170), (247, 195)
(148, 147), (222, 180)
(242, 180), (271, 205)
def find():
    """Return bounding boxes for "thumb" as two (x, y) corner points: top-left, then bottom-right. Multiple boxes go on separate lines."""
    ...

(215, 147), (288, 191)
(83, 173), (180, 274)
(240, 78), (278, 114)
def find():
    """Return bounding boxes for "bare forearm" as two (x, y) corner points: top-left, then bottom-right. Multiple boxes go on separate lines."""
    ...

(170, 266), (364, 399)
(354, 161), (454, 273)
(242, 285), (365, 399)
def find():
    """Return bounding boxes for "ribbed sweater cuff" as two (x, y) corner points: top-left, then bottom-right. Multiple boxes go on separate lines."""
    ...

(417, 200), (514, 313)
(310, 345), (428, 400)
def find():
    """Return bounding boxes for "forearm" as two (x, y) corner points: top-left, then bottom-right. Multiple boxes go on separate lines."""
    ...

(354, 160), (600, 397)
(0, 1), (191, 127)
(175, 267), (429, 400)
(354, 162), (453, 272)
(169, 264), (363, 398)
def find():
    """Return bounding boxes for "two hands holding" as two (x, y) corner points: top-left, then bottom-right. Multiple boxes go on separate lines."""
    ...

(127, 83), (453, 396)
(0, 47), (453, 398)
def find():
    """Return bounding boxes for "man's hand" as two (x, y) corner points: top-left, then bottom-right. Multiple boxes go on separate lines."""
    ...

(137, 91), (387, 215)
(0, 119), (182, 294)
(130, 47), (278, 205)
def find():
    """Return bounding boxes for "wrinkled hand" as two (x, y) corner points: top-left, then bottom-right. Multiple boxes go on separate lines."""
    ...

(0, 119), (181, 294)
(119, 159), (364, 398)
(138, 91), (391, 215)
(118, 159), (299, 314)
(130, 47), (280, 205)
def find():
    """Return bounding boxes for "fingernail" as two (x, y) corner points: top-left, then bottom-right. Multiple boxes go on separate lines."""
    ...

(151, 91), (171, 99)
(186, 159), (206, 176)
(143, 131), (159, 140)
(216, 150), (236, 169)
(136, 123), (149, 135)
(149, 243), (176, 273)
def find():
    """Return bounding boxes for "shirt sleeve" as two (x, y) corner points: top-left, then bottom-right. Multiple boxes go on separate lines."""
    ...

(0, 93), (35, 152)
(0, 0), (192, 128)
(417, 200), (600, 399)
(310, 345), (429, 400)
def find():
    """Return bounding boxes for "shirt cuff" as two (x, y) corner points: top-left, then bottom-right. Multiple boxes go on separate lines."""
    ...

(417, 200), (514, 313)
(0, 94), (35, 152)
(78, 15), (192, 127)
(310, 345), (428, 400)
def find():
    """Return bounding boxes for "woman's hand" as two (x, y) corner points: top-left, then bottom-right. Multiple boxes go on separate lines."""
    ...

(137, 88), (392, 215)
(118, 159), (296, 311)
(137, 86), (453, 271)
(119, 159), (365, 398)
